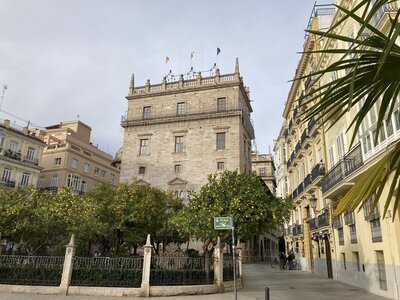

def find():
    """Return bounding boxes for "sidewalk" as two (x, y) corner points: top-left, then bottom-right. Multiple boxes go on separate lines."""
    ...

(0, 262), (388, 300)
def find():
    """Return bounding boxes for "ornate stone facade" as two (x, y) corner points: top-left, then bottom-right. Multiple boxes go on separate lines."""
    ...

(120, 59), (254, 196)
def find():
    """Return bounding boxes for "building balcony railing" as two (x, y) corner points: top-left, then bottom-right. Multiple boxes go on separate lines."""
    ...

(333, 216), (343, 229)
(293, 224), (303, 236)
(289, 162), (325, 201)
(322, 143), (363, 193)
(309, 218), (317, 231)
(370, 1), (399, 27)
(344, 211), (355, 225)
(3, 150), (21, 161)
(38, 187), (59, 193)
(0, 180), (16, 188)
(317, 210), (330, 227)
(285, 226), (293, 236)
(23, 156), (39, 166)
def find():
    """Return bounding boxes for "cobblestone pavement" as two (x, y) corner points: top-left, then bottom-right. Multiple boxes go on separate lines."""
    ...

(0, 262), (389, 300)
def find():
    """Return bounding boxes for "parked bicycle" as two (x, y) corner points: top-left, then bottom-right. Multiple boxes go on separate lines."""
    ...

(271, 256), (287, 270)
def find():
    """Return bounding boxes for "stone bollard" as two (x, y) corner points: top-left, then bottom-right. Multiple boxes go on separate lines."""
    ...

(59, 234), (76, 295)
(214, 237), (224, 292)
(236, 242), (243, 279)
(141, 234), (153, 297)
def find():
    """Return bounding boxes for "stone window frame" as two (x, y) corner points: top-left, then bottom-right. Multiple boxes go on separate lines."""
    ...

(176, 102), (186, 115)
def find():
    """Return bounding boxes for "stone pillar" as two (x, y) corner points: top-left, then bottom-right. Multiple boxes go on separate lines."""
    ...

(215, 68), (220, 84)
(236, 240), (243, 278)
(178, 74), (184, 88)
(129, 74), (135, 95)
(196, 72), (202, 85)
(141, 234), (153, 297)
(162, 77), (167, 90)
(214, 237), (224, 292)
(59, 234), (76, 295)
(145, 79), (150, 93)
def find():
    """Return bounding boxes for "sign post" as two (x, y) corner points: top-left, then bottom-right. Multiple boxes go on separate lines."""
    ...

(214, 217), (237, 300)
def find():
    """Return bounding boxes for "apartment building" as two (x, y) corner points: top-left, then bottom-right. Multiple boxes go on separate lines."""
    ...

(0, 119), (46, 189)
(38, 120), (120, 193)
(275, 1), (400, 299)
(120, 59), (254, 196)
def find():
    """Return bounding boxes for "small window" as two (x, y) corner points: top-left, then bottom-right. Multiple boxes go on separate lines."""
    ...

(139, 166), (146, 174)
(26, 147), (35, 162)
(174, 164), (182, 173)
(143, 106), (151, 119)
(83, 163), (90, 173)
(217, 97), (227, 112)
(2, 168), (11, 182)
(174, 136), (184, 153)
(71, 158), (78, 169)
(216, 132), (226, 150)
(338, 228), (344, 245)
(177, 102), (186, 115)
(101, 170), (106, 178)
(110, 173), (115, 182)
(217, 162), (225, 170)
(54, 157), (62, 166)
(140, 139), (149, 155)
(259, 168), (266, 176)
(94, 167), (100, 176)
(50, 175), (58, 187)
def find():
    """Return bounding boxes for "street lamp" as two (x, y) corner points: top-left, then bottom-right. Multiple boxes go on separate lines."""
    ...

(309, 194), (318, 215)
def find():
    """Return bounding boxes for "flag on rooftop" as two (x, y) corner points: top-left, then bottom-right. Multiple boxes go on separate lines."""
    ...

(217, 47), (221, 55)
(190, 51), (194, 60)
(165, 56), (170, 64)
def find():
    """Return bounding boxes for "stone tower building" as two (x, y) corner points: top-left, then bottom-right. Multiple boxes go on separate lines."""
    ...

(120, 59), (254, 196)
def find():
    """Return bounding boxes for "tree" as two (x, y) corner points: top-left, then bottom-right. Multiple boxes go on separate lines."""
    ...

(173, 170), (292, 252)
(299, 0), (400, 218)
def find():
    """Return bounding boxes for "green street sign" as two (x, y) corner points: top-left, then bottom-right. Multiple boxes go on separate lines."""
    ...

(214, 217), (233, 230)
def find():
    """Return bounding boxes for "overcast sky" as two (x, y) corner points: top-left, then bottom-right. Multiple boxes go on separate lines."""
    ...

(0, 0), (332, 156)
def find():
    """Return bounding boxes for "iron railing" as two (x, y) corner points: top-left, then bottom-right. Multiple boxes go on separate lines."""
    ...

(322, 143), (363, 193)
(293, 224), (303, 236)
(0, 255), (64, 286)
(0, 180), (16, 188)
(71, 256), (143, 287)
(318, 210), (330, 227)
(223, 254), (239, 282)
(150, 256), (214, 286)
(309, 218), (317, 231)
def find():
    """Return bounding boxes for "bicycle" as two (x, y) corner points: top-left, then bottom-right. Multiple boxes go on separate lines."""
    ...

(270, 257), (279, 268)
(291, 259), (299, 270)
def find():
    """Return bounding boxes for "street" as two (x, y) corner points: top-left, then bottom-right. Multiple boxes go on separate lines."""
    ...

(0, 262), (388, 300)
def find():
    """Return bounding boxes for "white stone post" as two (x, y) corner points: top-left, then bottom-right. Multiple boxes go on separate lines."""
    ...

(236, 240), (243, 279)
(214, 237), (224, 292)
(59, 234), (76, 295)
(141, 234), (153, 297)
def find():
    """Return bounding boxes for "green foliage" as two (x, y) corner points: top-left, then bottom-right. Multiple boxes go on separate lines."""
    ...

(173, 170), (292, 245)
(298, 0), (400, 218)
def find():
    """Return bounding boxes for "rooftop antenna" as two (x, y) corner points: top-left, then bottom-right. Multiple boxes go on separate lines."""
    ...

(0, 84), (8, 111)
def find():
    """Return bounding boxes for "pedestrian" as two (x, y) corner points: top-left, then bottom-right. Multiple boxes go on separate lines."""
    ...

(287, 251), (295, 270)
(279, 251), (287, 270)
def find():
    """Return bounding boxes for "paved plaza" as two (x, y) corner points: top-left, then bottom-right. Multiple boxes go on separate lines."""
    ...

(0, 263), (388, 300)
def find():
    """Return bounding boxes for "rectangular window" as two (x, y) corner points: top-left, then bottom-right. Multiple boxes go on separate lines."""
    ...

(26, 147), (35, 162)
(376, 251), (387, 290)
(81, 181), (87, 192)
(66, 174), (81, 189)
(10, 141), (18, 153)
(54, 157), (62, 166)
(217, 97), (227, 112)
(394, 109), (400, 130)
(216, 132), (226, 150)
(94, 167), (100, 176)
(174, 190), (183, 198)
(83, 163), (90, 173)
(176, 102), (186, 115)
(349, 224), (357, 244)
(139, 166), (146, 174)
(71, 158), (78, 169)
(101, 170), (106, 178)
(140, 139), (149, 155)
(336, 133), (345, 159)
(2, 168), (11, 182)
(50, 175), (58, 187)
(217, 162), (225, 170)
(259, 168), (266, 176)
(371, 218), (383, 243)
(143, 106), (151, 119)
(386, 118), (394, 137)
(38, 176), (46, 188)
(110, 173), (115, 182)
(174, 136), (184, 153)
(174, 164), (182, 173)
(328, 145), (335, 168)
(353, 252), (361, 272)
(21, 173), (30, 186)
(338, 228), (344, 245)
